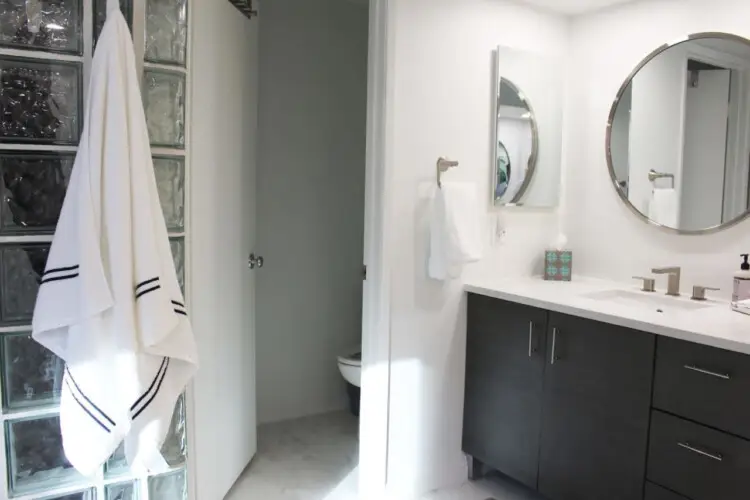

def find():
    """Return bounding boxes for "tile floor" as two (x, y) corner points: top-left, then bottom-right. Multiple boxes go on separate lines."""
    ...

(224, 410), (541, 500)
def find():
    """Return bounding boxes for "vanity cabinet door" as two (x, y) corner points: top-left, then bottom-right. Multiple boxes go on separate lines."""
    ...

(538, 312), (655, 500)
(463, 293), (548, 489)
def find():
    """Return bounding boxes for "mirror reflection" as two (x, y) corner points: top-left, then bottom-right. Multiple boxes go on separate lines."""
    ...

(608, 34), (750, 232)
(494, 78), (538, 205)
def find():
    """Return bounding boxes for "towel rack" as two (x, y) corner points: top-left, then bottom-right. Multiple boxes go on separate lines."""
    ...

(648, 169), (675, 188)
(436, 157), (459, 188)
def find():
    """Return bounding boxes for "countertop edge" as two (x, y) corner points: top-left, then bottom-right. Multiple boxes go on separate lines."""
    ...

(465, 283), (750, 356)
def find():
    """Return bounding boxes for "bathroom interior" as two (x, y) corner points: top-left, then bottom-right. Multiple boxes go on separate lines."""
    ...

(2, 0), (750, 499)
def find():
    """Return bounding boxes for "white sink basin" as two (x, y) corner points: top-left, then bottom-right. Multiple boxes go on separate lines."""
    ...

(582, 289), (715, 312)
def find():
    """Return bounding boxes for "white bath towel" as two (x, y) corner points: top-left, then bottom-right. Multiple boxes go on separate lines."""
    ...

(31, 6), (197, 477)
(649, 188), (678, 228)
(428, 182), (483, 280)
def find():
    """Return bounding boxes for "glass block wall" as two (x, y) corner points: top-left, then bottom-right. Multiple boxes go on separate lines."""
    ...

(0, 0), (189, 499)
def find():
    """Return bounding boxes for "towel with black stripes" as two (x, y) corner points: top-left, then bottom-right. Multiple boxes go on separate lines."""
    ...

(30, 5), (197, 479)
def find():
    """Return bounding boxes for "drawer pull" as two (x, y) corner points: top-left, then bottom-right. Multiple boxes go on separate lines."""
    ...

(684, 364), (731, 380)
(677, 442), (724, 462)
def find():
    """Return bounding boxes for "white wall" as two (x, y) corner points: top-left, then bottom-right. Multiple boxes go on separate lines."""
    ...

(565, 0), (750, 298)
(384, 0), (568, 497)
(189, 0), (259, 498)
(255, 0), (369, 424)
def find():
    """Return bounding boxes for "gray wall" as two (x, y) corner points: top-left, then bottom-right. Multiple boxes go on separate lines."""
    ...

(255, 0), (369, 423)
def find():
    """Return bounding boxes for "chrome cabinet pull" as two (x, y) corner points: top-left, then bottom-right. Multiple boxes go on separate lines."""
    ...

(678, 442), (724, 462)
(551, 327), (558, 365)
(528, 322), (536, 357)
(684, 365), (731, 380)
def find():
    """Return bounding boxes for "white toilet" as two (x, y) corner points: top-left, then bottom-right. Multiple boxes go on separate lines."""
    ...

(337, 349), (361, 387)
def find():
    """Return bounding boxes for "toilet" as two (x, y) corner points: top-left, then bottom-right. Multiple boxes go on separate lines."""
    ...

(337, 349), (361, 416)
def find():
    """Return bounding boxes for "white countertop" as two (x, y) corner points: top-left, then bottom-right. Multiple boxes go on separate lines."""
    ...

(465, 275), (750, 355)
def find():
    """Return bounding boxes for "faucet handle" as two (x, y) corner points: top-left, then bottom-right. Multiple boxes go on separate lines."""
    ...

(692, 285), (720, 301)
(633, 276), (656, 292)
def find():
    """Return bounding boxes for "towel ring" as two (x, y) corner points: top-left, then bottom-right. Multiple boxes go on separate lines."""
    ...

(436, 157), (459, 188)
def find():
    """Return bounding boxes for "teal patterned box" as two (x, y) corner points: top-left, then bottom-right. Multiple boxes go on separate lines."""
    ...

(544, 250), (572, 281)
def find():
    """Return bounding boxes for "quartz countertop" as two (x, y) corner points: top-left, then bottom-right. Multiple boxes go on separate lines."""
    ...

(465, 275), (750, 355)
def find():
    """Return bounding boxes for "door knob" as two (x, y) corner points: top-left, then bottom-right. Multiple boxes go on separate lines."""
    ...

(248, 253), (264, 269)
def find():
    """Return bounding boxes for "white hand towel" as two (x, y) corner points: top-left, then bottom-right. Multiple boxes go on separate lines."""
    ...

(31, 9), (197, 477)
(648, 188), (678, 228)
(428, 182), (483, 280)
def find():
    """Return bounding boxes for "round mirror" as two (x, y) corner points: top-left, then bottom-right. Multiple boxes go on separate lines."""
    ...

(607, 32), (750, 234)
(494, 78), (538, 205)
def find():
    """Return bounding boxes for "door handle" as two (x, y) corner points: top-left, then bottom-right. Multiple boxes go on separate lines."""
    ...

(248, 253), (264, 269)
(528, 322), (536, 357)
(551, 327), (559, 365)
(683, 364), (731, 380)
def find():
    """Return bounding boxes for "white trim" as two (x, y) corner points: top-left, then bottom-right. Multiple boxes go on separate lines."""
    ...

(359, 0), (393, 497)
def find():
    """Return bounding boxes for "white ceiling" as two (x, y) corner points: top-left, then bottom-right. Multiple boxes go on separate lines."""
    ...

(514, 0), (639, 15)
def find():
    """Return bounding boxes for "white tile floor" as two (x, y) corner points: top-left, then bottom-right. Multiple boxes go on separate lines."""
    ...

(224, 410), (542, 500)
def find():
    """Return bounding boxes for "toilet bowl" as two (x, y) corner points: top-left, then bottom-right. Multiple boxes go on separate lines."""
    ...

(337, 350), (361, 387)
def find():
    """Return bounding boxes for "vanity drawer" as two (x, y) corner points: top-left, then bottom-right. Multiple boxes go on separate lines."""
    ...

(644, 483), (690, 500)
(653, 336), (750, 439)
(647, 410), (750, 500)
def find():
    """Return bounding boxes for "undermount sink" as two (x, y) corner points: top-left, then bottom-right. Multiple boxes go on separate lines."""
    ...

(582, 289), (715, 312)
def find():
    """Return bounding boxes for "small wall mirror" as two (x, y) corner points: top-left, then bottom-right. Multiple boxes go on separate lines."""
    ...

(494, 78), (538, 203)
(493, 46), (563, 208)
(607, 32), (750, 233)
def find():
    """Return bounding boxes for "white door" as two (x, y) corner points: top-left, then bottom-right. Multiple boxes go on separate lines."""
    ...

(189, 0), (259, 498)
(680, 69), (731, 230)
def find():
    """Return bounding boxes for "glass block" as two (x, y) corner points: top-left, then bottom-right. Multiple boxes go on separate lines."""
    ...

(105, 442), (128, 478)
(148, 469), (187, 500)
(0, 57), (82, 144)
(145, 0), (187, 66)
(106, 481), (137, 500)
(94, 0), (133, 45)
(6, 415), (83, 495)
(161, 393), (186, 467)
(0, 243), (50, 324)
(38, 489), (96, 500)
(0, 0), (82, 54)
(2, 331), (64, 410)
(154, 156), (185, 231)
(0, 151), (74, 234)
(143, 70), (185, 148)
(170, 238), (184, 292)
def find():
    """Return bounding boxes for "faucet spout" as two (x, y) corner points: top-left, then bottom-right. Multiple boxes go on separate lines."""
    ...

(651, 267), (681, 296)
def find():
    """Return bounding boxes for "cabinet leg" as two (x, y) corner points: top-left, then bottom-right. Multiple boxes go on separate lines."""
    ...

(467, 456), (486, 480)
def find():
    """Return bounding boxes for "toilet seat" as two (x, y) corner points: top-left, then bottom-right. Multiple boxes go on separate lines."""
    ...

(337, 351), (361, 367)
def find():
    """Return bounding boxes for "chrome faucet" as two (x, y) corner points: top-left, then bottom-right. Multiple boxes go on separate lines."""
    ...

(651, 267), (681, 296)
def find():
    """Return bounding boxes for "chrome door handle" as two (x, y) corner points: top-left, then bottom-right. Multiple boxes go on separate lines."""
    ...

(551, 327), (559, 364)
(248, 253), (264, 269)
(528, 322), (536, 357)
(678, 442), (723, 462)
(684, 365), (731, 380)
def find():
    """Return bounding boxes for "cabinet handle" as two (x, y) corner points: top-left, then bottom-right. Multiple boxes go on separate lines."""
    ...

(551, 327), (558, 365)
(684, 365), (731, 380)
(528, 322), (536, 357)
(678, 442), (724, 462)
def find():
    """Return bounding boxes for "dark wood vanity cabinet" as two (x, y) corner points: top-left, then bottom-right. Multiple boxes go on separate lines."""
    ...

(463, 292), (750, 500)
(538, 313), (655, 500)
(463, 294), (547, 489)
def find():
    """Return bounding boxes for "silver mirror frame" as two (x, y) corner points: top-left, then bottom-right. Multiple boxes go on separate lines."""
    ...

(493, 67), (540, 206)
(605, 32), (750, 235)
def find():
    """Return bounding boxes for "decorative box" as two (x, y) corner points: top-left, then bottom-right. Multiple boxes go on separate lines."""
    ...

(544, 250), (572, 281)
